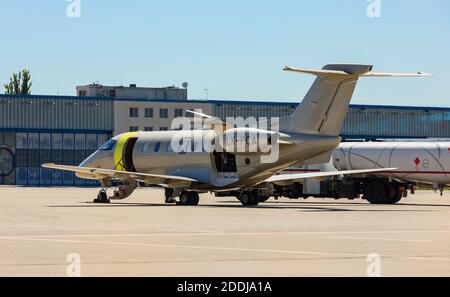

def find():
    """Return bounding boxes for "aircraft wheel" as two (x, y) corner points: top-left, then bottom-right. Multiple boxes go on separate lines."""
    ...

(188, 192), (200, 206)
(364, 181), (390, 204)
(239, 192), (259, 206)
(93, 190), (110, 204)
(179, 191), (199, 206)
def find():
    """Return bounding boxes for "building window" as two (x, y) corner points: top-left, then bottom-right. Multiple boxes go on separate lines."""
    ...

(130, 126), (139, 132)
(144, 127), (153, 132)
(175, 109), (184, 117)
(160, 127), (168, 131)
(78, 90), (87, 97)
(16, 149), (27, 167)
(160, 108), (168, 118)
(129, 107), (139, 118)
(145, 108), (154, 118)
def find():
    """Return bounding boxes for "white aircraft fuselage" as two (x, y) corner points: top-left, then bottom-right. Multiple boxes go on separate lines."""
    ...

(80, 129), (340, 191)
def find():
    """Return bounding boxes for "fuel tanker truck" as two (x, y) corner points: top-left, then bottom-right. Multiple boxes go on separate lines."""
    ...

(215, 142), (450, 204)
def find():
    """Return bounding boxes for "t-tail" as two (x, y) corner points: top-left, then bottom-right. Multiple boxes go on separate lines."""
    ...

(280, 64), (430, 136)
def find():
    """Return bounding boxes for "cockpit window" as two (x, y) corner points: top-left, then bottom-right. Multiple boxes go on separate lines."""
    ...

(99, 139), (117, 151)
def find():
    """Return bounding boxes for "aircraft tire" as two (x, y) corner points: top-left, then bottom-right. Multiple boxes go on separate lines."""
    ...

(179, 191), (199, 206)
(239, 192), (260, 206)
(188, 192), (200, 206)
(93, 190), (110, 204)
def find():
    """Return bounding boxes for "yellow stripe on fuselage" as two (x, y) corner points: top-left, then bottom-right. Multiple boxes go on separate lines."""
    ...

(113, 132), (139, 171)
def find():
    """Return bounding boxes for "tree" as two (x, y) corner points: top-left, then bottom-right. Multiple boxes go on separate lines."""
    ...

(4, 69), (32, 95)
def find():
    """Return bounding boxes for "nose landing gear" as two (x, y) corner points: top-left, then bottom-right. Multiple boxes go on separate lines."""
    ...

(93, 189), (111, 204)
(93, 180), (137, 204)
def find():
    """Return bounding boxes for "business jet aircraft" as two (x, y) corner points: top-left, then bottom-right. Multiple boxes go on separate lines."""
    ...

(43, 64), (429, 206)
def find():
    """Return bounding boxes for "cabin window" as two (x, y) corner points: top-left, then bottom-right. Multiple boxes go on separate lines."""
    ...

(166, 142), (173, 153)
(154, 142), (161, 152)
(142, 142), (151, 153)
(191, 139), (196, 153)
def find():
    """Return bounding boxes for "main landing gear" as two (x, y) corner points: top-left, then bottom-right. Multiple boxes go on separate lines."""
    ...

(165, 188), (200, 206)
(178, 191), (200, 206)
(165, 188), (177, 204)
(239, 191), (262, 206)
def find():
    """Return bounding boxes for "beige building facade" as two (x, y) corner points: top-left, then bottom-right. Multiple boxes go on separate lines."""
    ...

(114, 100), (212, 135)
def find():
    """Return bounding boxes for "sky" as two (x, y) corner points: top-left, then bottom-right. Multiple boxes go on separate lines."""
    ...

(0, 0), (449, 107)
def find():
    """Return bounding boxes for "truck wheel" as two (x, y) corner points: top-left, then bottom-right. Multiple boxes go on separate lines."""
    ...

(258, 196), (270, 203)
(240, 192), (259, 206)
(388, 188), (403, 204)
(364, 181), (390, 204)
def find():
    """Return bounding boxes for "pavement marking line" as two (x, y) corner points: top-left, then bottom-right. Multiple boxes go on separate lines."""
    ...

(2, 230), (450, 238)
(1, 236), (450, 263)
(329, 236), (432, 243)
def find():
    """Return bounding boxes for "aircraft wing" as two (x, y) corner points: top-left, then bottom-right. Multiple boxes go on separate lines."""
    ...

(42, 163), (197, 187)
(265, 168), (398, 183)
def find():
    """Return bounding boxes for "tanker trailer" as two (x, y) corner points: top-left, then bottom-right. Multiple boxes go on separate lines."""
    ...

(332, 141), (450, 203)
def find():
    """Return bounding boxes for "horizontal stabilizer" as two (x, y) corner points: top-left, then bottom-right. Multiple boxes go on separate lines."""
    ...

(283, 66), (350, 76)
(361, 71), (432, 77)
(283, 66), (431, 77)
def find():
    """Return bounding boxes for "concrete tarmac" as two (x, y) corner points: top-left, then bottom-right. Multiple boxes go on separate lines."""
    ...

(0, 187), (449, 276)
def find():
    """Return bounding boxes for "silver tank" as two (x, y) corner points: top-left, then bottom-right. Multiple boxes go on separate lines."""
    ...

(333, 142), (450, 185)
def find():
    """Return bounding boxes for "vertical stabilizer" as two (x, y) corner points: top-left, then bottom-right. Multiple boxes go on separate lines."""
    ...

(281, 64), (373, 135)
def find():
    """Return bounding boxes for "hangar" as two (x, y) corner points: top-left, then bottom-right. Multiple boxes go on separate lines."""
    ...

(1, 93), (450, 186)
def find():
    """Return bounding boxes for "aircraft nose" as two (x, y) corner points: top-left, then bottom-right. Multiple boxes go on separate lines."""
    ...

(79, 149), (115, 169)
(79, 151), (100, 168)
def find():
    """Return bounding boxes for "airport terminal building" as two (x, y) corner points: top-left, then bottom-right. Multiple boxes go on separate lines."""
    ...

(1, 91), (450, 186)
